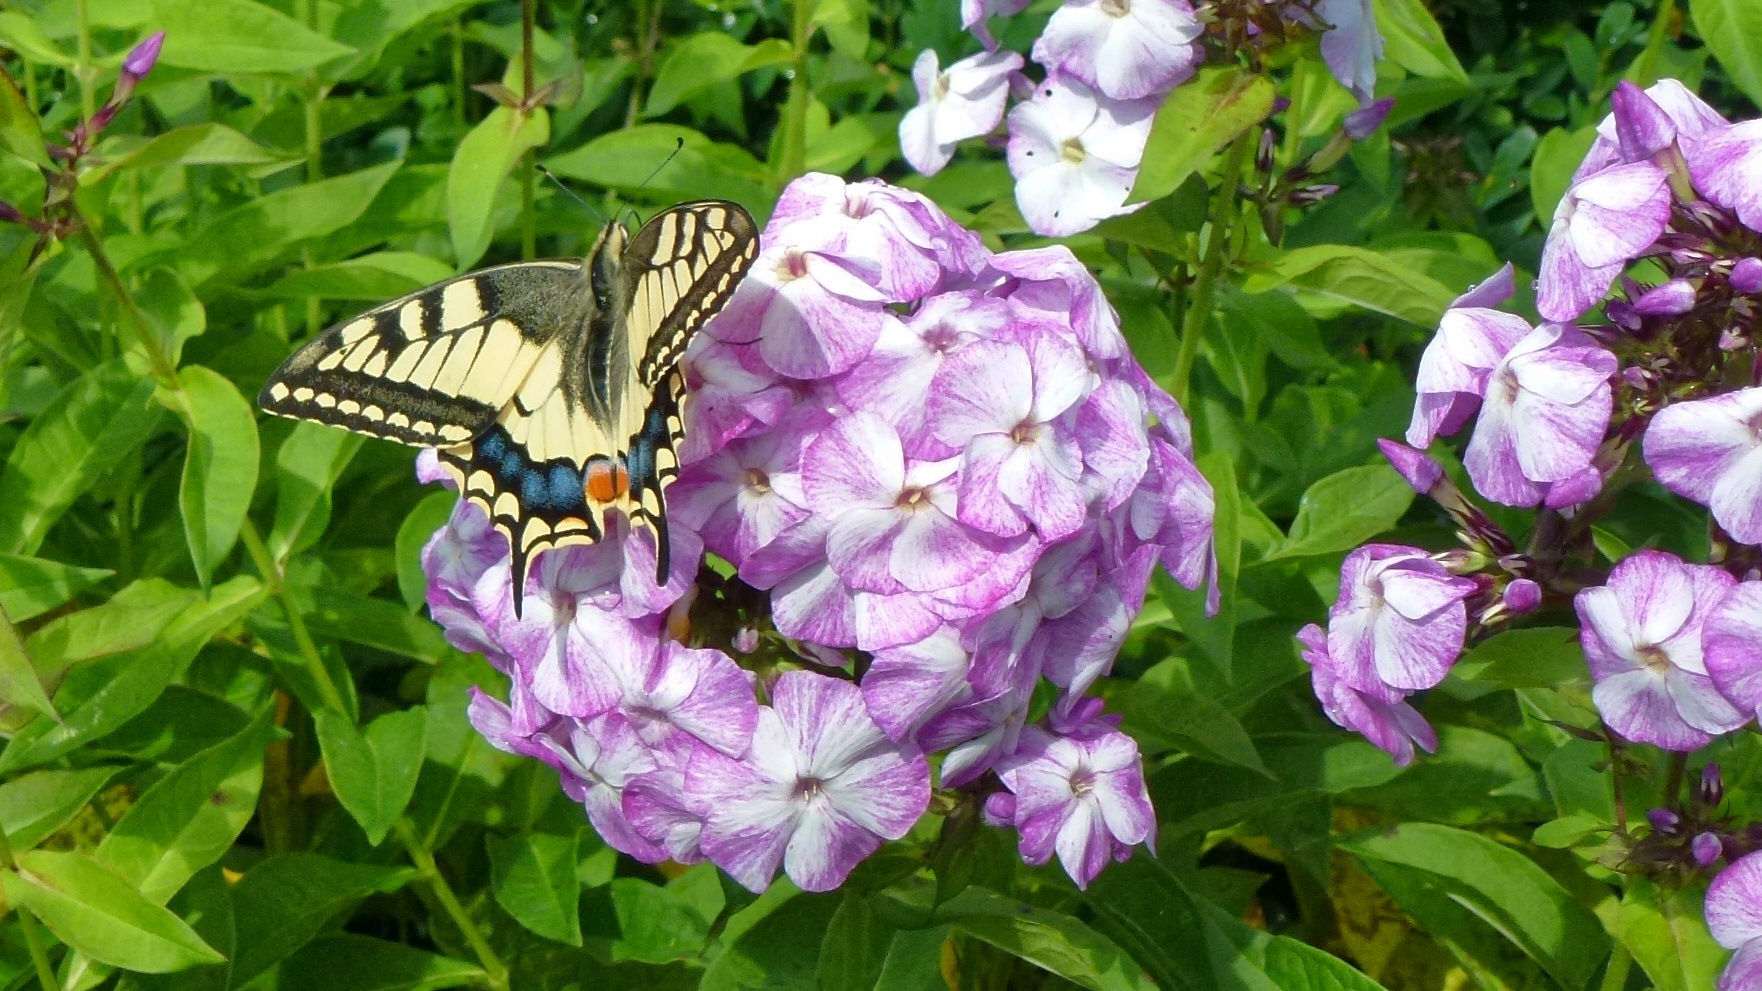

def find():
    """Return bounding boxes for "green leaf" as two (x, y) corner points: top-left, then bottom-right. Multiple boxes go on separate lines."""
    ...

(316, 706), (428, 844)
(1531, 126), (1599, 225)
(447, 106), (549, 269)
(180, 161), (400, 286)
(1341, 823), (1611, 990)
(3, 850), (224, 973)
(646, 33), (793, 117)
(0, 554), (111, 623)
(816, 893), (898, 991)
(0, 605), (53, 719)
(24, 580), (196, 680)
(1243, 245), (1458, 327)
(1263, 464), (1413, 561)
(306, 588), (451, 663)
(699, 886), (839, 991)
(1372, 0), (1470, 82)
(1094, 174), (1209, 253)
(101, 123), (286, 172)
(811, 0), (871, 58)
(872, 926), (953, 991)
(1690, 0), (1762, 107)
(1130, 68), (1275, 204)
(1121, 660), (1269, 776)
(254, 252), (454, 301)
(272, 934), (484, 991)
(1215, 286), (1339, 373)
(545, 124), (773, 207)
(1084, 859), (1227, 991)
(609, 872), (718, 963)
(486, 831), (581, 946)
(269, 422), (365, 563)
(1261, 935), (1392, 991)
(1447, 627), (1590, 694)
(0, 767), (118, 852)
(1618, 878), (1726, 991)
(0, 362), (161, 557)
(0, 576), (263, 774)
(396, 491), (457, 612)
(930, 886), (1158, 991)
(0, 54), (47, 168)
(95, 708), (277, 904)
(0, 11), (72, 66)
(227, 853), (419, 987)
(176, 366), (262, 588)
(150, 0), (355, 74)
(137, 268), (207, 367)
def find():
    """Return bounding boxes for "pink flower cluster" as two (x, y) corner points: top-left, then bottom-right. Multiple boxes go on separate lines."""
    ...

(1300, 80), (1762, 774)
(427, 174), (1213, 892)
(902, 0), (1385, 236)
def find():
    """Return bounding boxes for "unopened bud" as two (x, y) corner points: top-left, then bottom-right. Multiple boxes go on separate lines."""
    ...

(1343, 98), (1394, 141)
(1633, 279), (1698, 316)
(1377, 438), (1441, 494)
(983, 791), (1016, 827)
(1647, 808), (1681, 834)
(123, 31), (165, 81)
(1256, 127), (1276, 175)
(1693, 831), (1723, 867)
(1502, 579), (1542, 614)
(1290, 183), (1340, 206)
(733, 626), (759, 654)
(1699, 763), (1724, 809)
(1733, 257), (1762, 295)
(0, 200), (25, 226)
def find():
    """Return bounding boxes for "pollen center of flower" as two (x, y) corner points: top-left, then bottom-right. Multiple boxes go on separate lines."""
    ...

(1637, 644), (1672, 673)
(844, 187), (874, 219)
(1011, 420), (1039, 445)
(897, 486), (931, 510)
(1069, 768), (1096, 796)
(746, 468), (772, 494)
(932, 71), (952, 100)
(776, 249), (810, 281)
(923, 325), (961, 353)
(794, 776), (826, 801)
(1099, 0), (1129, 15)
(1061, 138), (1087, 165)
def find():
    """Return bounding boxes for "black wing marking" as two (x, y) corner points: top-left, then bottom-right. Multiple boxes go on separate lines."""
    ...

(258, 260), (584, 447)
(623, 201), (760, 387)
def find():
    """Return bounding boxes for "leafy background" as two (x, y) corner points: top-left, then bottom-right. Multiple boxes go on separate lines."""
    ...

(0, 0), (1758, 989)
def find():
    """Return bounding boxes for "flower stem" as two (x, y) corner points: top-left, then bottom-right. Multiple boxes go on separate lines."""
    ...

(777, 0), (814, 184)
(518, 0), (537, 261)
(1173, 136), (1252, 407)
(301, 0), (326, 339)
(74, 0), (94, 121)
(0, 825), (60, 991)
(395, 819), (509, 991)
(1663, 751), (1687, 806)
(451, 18), (468, 130)
(1606, 726), (1630, 837)
(238, 518), (350, 717)
(1598, 943), (1632, 991)
(75, 217), (179, 389)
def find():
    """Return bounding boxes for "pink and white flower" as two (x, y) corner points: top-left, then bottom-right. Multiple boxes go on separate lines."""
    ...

(900, 48), (1023, 176)
(1706, 851), (1762, 991)
(1006, 75), (1156, 237)
(1537, 162), (1672, 322)
(993, 724), (1156, 889)
(1297, 624), (1437, 767)
(1322, 544), (1475, 698)
(1644, 388), (1762, 543)
(1031, 0), (1203, 102)
(1406, 263), (1534, 449)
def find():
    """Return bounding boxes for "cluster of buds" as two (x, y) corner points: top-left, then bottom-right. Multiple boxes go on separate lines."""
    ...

(1629, 764), (1762, 880)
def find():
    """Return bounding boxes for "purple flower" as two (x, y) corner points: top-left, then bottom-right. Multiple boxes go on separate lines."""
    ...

(1006, 75), (1156, 237)
(1686, 119), (1762, 233)
(1706, 852), (1762, 991)
(1644, 388), (1762, 543)
(862, 626), (973, 741)
(929, 329), (1093, 541)
(687, 671), (930, 892)
(994, 724), (1154, 889)
(1324, 544), (1475, 696)
(1378, 438), (1443, 494)
(1703, 581), (1762, 728)
(1314, 0), (1382, 104)
(962, 0), (1033, 46)
(1406, 263), (1533, 448)
(1504, 579), (1543, 614)
(1537, 162), (1671, 322)
(1297, 624), (1437, 766)
(1633, 279), (1698, 316)
(988, 245), (1131, 361)
(765, 175), (967, 302)
(123, 31), (165, 79)
(713, 244), (887, 380)
(668, 406), (816, 566)
(1577, 78), (1728, 179)
(836, 291), (1008, 452)
(1031, 0), (1203, 101)
(1343, 98), (1395, 140)
(901, 48), (1023, 176)
(1462, 322), (1616, 508)
(1695, 831), (1726, 867)
(1575, 550), (1746, 751)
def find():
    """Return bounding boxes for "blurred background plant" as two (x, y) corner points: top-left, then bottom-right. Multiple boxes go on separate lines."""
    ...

(0, 0), (1758, 989)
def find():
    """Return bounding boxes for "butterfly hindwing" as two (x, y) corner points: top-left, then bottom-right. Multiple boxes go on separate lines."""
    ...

(258, 260), (585, 447)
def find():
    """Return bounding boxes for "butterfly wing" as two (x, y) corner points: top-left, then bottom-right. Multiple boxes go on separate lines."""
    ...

(258, 260), (585, 447)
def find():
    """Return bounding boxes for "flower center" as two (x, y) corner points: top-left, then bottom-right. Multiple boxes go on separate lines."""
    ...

(844, 187), (874, 219)
(746, 467), (772, 494)
(932, 71), (952, 100)
(1011, 420), (1039, 445)
(1069, 768), (1096, 796)
(1637, 644), (1673, 673)
(923, 324), (961, 353)
(794, 776), (826, 801)
(896, 486), (931, 510)
(1061, 137), (1087, 165)
(775, 249), (810, 281)
(1099, 0), (1130, 15)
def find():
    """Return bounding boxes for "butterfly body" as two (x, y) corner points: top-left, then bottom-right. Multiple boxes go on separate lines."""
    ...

(260, 200), (759, 613)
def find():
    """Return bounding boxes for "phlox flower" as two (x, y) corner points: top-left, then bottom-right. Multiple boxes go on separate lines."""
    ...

(712, 244), (887, 379)
(962, 0), (1033, 47)
(1575, 78), (1728, 179)
(900, 48), (1023, 176)
(765, 175), (963, 301)
(1575, 550), (1747, 751)
(1006, 75), (1156, 237)
(687, 671), (930, 892)
(836, 292), (1007, 452)
(1686, 120), (1762, 233)
(1644, 388), (1762, 543)
(1705, 851), (1762, 991)
(1297, 624), (1437, 766)
(1463, 322), (1616, 508)
(1701, 582), (1762, 728)
(1313, 0), (1382, 104)
(668, 405), (818, 566)
(1537, 162), (1672, 322)
(1032, 0), (1203, 102)
(1325, 544), (1475, 697)
(678, 337), (795, 462)
(1406, 263), (1533, 449)
(994, 725), (1155, 889)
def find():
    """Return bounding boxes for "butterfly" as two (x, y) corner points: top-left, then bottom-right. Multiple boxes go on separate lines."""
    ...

(259, 200), (760, 615)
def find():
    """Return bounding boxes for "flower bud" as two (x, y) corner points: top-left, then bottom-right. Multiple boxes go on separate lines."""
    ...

(1377, 438), (1442, 494)
(1699, 762), (1725, 810)
(1503, 578), (1542, 614)
(1647, 807), (1681, 834)
(1612, 81), (1677, 162)
(125, 31), (165, 80)
(1290, 183), (1340, 206)
(1343, 98), (1394, 141)
(732, 626), (759, 654)
(1693, 830), (1723, 867)
(1733, 258), (1762, 295)
(0, 201), (25, 226)
(1256, 127), (1276, 175)
(1633, 279), (1698, 316)
(982, 791), (1016, 827)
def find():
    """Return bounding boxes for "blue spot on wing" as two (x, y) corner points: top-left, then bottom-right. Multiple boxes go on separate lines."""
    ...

(548, 464), (585, 512)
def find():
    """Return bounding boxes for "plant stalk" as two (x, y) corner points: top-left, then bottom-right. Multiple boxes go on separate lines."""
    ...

(74, 218), (179, 389)
(238, 519), (350, 717)
(301, 0), (326, 339)
(1173, 136), (1252, 406)
(395, 819), (509, 991)
(777, 0), (814, 183)
(73, 0), (94, 121)
(1598, 944), (1632, 991)
(0, 826), (59, 991)
(519, 0), (537, 260)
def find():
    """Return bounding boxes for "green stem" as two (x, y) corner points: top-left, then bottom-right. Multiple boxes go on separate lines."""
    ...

(625, 0), (663, 127)
(395, 819), (509, 991)
(520, 0), (535, 105)
(1663, 751), (1688, 807)
(238, 519), (349, 717)
(1172, 136), (1251, 406)
(20, 58), (36, 116)
(301, 0), (325, 340)
(73, 0), (93, 121)
(1606, 726), (1630, 837)
(1598, 944), (1632, 991)
(520, 151), (537, 260)
(451, 18), (468, 131)
(0, 826), (60, 991)
(74, 218), (179, 389)
(777, 0), (813, 183)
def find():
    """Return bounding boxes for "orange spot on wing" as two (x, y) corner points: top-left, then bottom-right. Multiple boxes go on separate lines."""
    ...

(586, 459), (631, 504)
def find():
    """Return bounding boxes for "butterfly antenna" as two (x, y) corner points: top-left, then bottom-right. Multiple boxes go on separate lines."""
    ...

(636, 137), (686, 196)
(538, 165), (609, 225)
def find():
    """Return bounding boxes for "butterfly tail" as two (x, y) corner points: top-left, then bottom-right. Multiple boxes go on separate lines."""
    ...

(626, 371), (686, 589)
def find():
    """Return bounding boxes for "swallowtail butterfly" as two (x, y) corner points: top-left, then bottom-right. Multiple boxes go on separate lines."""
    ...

(259, 200), (760, 615)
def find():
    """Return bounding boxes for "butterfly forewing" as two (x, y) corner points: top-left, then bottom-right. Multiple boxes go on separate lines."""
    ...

(258, 199), (760, 612)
